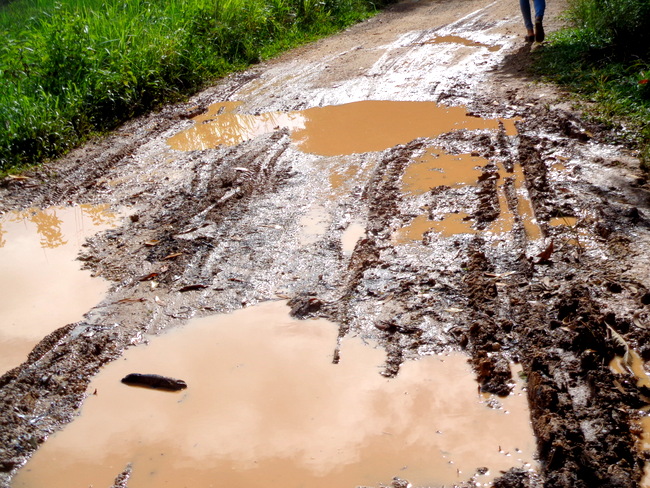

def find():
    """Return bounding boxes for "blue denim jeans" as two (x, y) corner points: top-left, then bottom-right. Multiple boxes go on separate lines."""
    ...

(519, 0), (546, 30)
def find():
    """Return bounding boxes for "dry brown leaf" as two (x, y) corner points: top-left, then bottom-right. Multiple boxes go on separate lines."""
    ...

(138, 272), (159, 282)
(162, 252), (183, 260)
(144, 240), (160, 247)
(536, 240), (554, 264)
(7, 174), (31, 180)
(116, 297), (146, 304)
(179, 284), (208, 292)
(485, 271), (516, 278)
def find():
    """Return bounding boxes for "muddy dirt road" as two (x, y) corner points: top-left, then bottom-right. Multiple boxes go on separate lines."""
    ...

(2, 0), (650, 486)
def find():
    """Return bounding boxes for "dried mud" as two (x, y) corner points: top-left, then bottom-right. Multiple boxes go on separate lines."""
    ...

(2, 0), (650, 486)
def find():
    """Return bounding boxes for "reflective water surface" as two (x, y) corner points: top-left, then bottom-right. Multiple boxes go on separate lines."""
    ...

(0, 205), (118, 374)
(168, 100), (517, 156)
(395, 148), (540, 242)
(13, 301), (537, 488)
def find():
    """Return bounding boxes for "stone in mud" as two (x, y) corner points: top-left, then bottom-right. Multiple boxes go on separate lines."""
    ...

(288, 294), (323, 318)
(120, 373), (187, 391)
(493, 467), (541, 488)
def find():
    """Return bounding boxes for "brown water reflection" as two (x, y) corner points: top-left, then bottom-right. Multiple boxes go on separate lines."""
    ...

(395, 147), (541, 242)
(13, 301), (537, 488)
(168, 100), (517, 156)
(0, 205), (118, 373)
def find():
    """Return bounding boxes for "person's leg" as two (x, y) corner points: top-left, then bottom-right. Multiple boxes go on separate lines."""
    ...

(519, 0), (534, 30)
(533, 0), (546, 41)
(533, 0), (546, 21)
(519, 0), (535, 40)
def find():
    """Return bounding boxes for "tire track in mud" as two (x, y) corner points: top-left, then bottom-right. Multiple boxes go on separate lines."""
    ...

(290, 114), (650, 488)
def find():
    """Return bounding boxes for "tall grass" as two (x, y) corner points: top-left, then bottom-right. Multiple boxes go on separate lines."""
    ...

(532, 0), (650, 169)
(0, 0), (390, 172)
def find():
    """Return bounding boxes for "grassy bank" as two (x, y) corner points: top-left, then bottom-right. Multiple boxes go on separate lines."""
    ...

(0, 0), (390, 172)
(532, 0), (650, 170)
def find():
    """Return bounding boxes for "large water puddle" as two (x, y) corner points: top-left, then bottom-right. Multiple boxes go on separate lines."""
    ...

(13, 301), (537, 488)
(168, 100), (517, 156)
(0, 205), (118, 374)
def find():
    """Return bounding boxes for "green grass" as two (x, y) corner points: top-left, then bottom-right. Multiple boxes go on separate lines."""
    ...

(531, 0), (650, 170)
(0, 0), (390, 172)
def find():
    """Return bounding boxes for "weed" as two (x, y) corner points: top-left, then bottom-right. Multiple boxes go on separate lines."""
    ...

(531, 0), (650, 172)
(0, 0), (387, 172)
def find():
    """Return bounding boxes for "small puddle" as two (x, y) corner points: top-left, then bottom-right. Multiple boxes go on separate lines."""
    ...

(395, 148), (540, 243)
(421, 35), (501, 52)
(299, 205), (331, 246)
(168, 100), (517, 156)
(398, 212), (476, 241)
(549, 216), (577, 227)
(13, 301), (537, 488)
(0, 205), (118, 374)
(610, 350), (650, 390)
(401, 150), (484, 194)
(341, 221), (366, 254)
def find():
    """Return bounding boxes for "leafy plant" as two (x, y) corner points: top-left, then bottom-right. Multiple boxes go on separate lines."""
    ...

(0, 0), (386, 172)
(532, 0), (650, 171)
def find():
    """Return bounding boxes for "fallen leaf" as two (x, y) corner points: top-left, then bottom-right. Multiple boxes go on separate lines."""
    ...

(115, 297), (146, 304)
(613, 380), (627, 394)
(7, 174), (31, 180)
(154, 296), (165, 306)
(138, 272), (159, 282)
(150, 281), (159, 290)
(175, 226), (199, 236)
(179, 284), (208, 292)
(445, 307), (464, 313)
(162, 252), (183, 260)
(234, 167), (250, 172)
(535, 240), (554, 264)
(144, 240), (160, 247)
(484, 271), (516, 278)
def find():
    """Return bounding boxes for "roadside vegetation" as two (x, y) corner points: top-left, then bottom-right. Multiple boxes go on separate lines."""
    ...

(532, 0), (650, 170)
(0, 0), (389, 173)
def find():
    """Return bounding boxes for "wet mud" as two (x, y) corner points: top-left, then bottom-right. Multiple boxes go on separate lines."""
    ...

(2, 0), (650, 486)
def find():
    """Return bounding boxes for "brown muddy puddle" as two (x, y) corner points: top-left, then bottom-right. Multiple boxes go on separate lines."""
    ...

(395, 148), (540, 242)
(167, 100), (517, 156)
(13, 301), (537, 488)
(0, 205), (118, 374)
